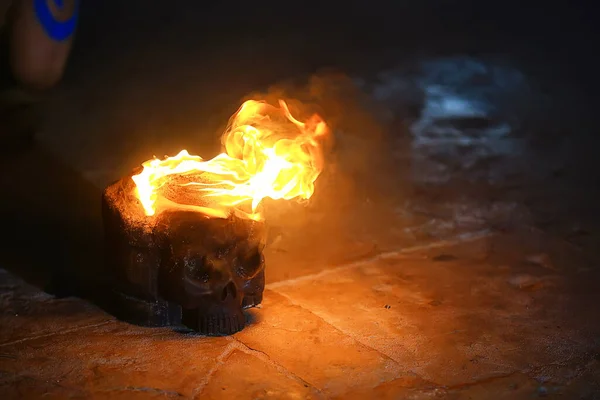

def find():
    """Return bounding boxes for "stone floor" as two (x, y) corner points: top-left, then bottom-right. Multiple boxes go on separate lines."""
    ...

(2, 133), (600, 399)
(2, 3), (600, 398)
(1, 217), (600, 399)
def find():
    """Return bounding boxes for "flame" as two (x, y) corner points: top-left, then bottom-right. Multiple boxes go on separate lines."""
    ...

(131, 99), (329, 220)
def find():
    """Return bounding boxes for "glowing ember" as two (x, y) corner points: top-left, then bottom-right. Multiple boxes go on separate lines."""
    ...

(132, 99), (329, 220)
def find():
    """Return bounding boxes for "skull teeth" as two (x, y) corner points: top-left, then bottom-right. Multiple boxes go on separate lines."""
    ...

(198, 313), (245, 336)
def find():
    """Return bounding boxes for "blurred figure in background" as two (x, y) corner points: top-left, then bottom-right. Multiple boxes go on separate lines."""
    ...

(0, 0), (78, 150)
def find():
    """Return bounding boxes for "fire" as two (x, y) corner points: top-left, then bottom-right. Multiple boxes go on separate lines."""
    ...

(131, 99), (329, 220)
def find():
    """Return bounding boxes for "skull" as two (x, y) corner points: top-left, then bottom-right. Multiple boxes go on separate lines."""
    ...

(156, 211), (266, 335)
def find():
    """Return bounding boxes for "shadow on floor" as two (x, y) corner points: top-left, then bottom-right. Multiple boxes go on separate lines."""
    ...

(0, 145), (109, 304)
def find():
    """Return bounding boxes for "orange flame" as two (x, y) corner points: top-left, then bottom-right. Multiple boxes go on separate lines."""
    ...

(131, 99), (329, 220)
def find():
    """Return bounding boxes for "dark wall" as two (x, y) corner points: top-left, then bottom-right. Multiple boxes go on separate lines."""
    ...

(77, 2), (595, 54)
(70, 1), (598, 94)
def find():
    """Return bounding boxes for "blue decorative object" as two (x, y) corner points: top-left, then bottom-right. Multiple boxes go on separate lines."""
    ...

(34, 0), (79, 42)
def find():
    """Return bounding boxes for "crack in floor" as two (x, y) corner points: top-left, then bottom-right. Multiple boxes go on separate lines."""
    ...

(267, 231), (495, 376)
(105, 386), (184, 397)
(267, 229), (492, 290)
(230, 337), (327, 399)
(271, 290), (407, 373)
(0, 320), (114, 348)
(191, 341), (237, 399)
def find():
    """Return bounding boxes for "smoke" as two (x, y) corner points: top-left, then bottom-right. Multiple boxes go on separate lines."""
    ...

(243, 71), (399, 202)
(235, 71), (407, 279)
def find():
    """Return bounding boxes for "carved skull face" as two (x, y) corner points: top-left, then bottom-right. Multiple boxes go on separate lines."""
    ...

(156, 211), (266, 335)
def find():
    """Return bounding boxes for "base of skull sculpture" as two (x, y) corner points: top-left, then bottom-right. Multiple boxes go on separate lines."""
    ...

(101, 170), (266, 336)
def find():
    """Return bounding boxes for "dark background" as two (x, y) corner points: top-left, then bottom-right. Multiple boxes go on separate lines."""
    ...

(60, 0), (600, 153)
(71, 1), (598, 81)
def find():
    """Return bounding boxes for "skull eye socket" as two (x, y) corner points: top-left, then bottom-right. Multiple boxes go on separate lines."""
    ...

(186, 255), (211, 283)
(246, 250), (262, 269)
(235, 249), (263, 279)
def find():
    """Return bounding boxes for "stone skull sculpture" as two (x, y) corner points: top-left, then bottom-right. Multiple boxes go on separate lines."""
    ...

(102, 175), (268, 336)
(155, 211), (266, 336)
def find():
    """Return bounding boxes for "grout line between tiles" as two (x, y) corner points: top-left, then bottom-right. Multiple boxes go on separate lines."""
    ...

(267, 229), (493, 290)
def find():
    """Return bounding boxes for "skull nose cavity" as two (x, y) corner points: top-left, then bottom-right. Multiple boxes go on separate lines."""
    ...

(221, 281), (237, 301)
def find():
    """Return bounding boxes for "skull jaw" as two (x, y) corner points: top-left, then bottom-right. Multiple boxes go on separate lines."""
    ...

(182, 303), (246, 336)
(181, 270), (265, 336)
